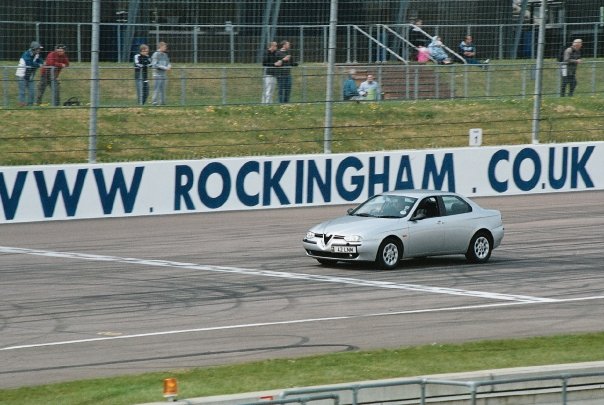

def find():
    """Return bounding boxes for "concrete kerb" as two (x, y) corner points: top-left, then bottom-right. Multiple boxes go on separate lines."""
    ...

(136, 361), (604, 405)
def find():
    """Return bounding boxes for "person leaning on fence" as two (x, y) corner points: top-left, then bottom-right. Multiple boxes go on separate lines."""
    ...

(151, 41), (172, 106)
(134, 44), (151, 105)
(15, 41), (44, 106)
(36, 44), (69, 106)
(261, 41), (279, 104)
(560, 38), (582, 97)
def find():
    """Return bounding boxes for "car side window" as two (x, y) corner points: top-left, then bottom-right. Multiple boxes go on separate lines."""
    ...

(415, 196), (440, 218)
(443, 195), (472, 216)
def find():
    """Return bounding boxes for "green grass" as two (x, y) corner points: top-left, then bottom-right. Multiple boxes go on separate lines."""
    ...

(1, 60), (603, 166)
(3, 332), (604, 405)
(1, 97), (603, 166)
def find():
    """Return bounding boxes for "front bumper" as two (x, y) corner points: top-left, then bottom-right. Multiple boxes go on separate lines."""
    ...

(302, 238), (379, 262)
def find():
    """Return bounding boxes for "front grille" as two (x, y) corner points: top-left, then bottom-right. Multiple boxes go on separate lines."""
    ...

(306, 249), (359, 259)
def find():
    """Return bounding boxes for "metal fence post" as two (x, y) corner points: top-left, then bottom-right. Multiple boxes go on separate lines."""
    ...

(420, 379), (427, 405)
(221, 67), (227, 105)
(2, 67), (9, 107)
(193, 26), (199, 64)
(301, 66), (307, 102)
(299, 26), (305, 65)
(77, 23), (82, 63)
(561, 375), (569, 405)
(594, 22), (599, 58)
(180, 68), (186, 105)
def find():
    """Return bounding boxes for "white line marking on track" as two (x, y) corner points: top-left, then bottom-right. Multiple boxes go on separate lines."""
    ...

(1, 246), (556, 304)
(2, 246), (603, 352)
(2, 296), (604, 352)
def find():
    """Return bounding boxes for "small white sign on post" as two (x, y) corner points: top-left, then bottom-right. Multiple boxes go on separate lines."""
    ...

(469, 128), (483, 146)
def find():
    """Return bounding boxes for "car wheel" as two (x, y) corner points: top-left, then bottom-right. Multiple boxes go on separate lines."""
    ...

(466, 232), (492, 263)
(316, 258), (334, 266)
(376, 238), (401, 270)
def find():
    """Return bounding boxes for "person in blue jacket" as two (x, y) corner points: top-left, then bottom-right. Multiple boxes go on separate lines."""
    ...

(343, 69), (359, 100)
(15, 41), (44, 106)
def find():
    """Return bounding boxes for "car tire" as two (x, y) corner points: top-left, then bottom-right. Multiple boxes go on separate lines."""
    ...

(465, 232), (492, 263)
(376, 237), (402, 270)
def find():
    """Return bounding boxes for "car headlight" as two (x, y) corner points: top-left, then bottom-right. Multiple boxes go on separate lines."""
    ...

(306, 231), (316, 239)
(344, 235), (362, 242)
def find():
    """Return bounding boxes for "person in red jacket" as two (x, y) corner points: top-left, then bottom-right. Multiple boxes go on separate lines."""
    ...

(36, 44), (70, 106)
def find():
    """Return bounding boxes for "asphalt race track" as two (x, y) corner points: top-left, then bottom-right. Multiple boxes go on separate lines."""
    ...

(1, 191), (603, 389)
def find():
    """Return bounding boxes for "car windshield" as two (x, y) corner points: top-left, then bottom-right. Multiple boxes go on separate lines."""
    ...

(350, 195), (417, 218)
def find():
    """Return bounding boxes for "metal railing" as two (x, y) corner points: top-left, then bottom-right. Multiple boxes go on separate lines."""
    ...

(1, 21), (602, 64)
(2, 60), (603, 108)
(279, 370), (604, 405)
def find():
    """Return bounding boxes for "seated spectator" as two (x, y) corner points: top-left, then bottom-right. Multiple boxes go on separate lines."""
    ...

(342, 69), (359, 100)
(357, 74), (382, 101)
(459, 35), (489, 66)
(417, 46), (430, 64)
(428, 36), (452, 65)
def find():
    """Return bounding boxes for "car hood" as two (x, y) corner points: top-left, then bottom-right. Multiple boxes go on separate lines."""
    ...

(310, 215), (404, 236)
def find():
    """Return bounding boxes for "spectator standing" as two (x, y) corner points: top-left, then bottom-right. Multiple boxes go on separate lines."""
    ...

(36, 44), (69, 106)
(151, 41), (172, 106)
(261, 41), (279, 104)
(409, 19), (430, 62)
(459, 35), (490, 66)
(275, 40), (297, 103)
(409, 19), (428, 48)
(428, 36), (452, 65)
(342, 69), (359, 100)
(134, 44), (151, 105)
(357, 74), (382, 101)
(15, 41), (44, 106)
(560, 38), (582, 97)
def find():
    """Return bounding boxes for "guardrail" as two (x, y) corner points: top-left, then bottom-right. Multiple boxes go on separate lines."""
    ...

(137, 365), (604, 405)
(278, 370), (604, 405)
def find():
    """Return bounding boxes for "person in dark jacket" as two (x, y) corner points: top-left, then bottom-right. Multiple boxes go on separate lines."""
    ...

(274, 40), (297, 103)
(36, 44), (70, 106)
(459, 35), (490, 68)
(560, 39), (583, 97)
(342, 69), (359, 100)
(16, 41), (44, 106)
(261, 41), (279, 104)
(134, 44), (151, 105)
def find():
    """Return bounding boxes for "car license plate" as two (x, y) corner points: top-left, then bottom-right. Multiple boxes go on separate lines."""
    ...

(332, 246), (357, 253)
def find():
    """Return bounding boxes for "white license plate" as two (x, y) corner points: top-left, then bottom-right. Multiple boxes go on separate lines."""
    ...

(331, 246), (357, 254)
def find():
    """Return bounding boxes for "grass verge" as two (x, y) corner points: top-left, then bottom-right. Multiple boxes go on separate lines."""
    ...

(3, 331), (604, 404)
(1, 96), (603, 166)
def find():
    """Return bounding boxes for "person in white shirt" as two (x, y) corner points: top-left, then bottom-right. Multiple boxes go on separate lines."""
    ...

(357, 74), (382, 101)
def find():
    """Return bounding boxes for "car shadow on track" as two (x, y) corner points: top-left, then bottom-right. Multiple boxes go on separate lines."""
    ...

(313, 256), (497, 272)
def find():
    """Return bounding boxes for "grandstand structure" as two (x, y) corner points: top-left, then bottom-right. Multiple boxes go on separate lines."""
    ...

(0, 0), (602, 64)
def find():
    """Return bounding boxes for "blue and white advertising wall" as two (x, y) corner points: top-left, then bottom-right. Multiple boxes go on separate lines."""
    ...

(1, 142), (602, 224)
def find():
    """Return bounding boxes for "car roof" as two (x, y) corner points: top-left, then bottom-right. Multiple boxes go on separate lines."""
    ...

(381, 189), (458, 198)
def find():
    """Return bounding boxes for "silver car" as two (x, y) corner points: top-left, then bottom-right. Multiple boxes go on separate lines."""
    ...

(302, 190), (504, 269)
